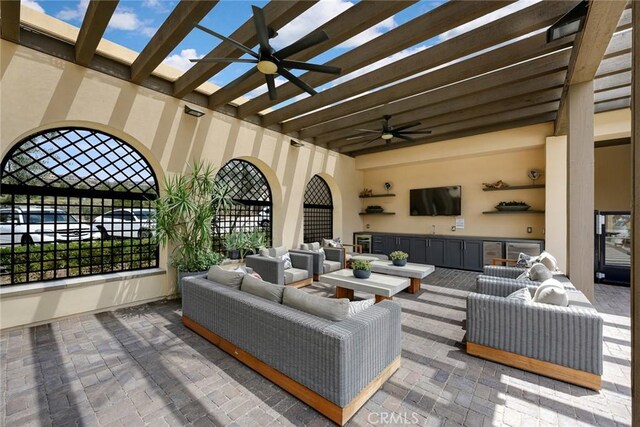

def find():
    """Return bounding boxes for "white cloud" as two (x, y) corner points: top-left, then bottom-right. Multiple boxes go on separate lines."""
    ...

(22, 0), (44, 14)
(163, 48), (202, 71)
(56, 0), (89, 21)
(339, 16), (396, 48)
(56, 1), (156, 37)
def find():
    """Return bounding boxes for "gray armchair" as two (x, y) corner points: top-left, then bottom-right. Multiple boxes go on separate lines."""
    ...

(245, 246), (313, 288)
(291, 242), (343, 281)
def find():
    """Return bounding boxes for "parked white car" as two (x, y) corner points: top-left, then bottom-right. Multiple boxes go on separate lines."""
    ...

(93, 208), (155, 239)
(0, 206), (101, 246)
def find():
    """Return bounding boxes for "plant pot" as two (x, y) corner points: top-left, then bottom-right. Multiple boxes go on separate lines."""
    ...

(228, 250), (240, 260)
(392, 259), (407, 267)
(353, 269), (371, 279)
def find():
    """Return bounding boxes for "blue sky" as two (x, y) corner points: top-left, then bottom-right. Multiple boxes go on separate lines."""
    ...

(24, 0), (539, 106)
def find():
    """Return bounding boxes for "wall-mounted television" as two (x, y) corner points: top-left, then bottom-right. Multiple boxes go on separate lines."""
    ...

(410, 186), (461, 216)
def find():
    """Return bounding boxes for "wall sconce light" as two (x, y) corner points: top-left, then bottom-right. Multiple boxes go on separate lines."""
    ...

(184, 105), (205, 117)
(547, 0), (588, 43)
(290, 139), (304, 148)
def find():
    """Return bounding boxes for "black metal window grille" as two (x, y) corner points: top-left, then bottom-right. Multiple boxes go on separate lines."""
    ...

(303, 175), (333, 243)
(213, 159), (272, 252)
(0, 128), (159, 286)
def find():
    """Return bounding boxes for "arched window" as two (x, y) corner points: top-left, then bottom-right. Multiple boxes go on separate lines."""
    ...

(0, 128), (159, 285)
(214, 159), (272, 252)
(303, 175), (333, 243)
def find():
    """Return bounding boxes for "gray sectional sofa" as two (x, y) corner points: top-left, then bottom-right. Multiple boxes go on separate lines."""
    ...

(467, 265), (603, 390)
(181, 274), (402, 425)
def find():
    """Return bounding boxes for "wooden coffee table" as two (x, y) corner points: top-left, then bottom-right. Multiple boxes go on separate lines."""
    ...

(369, 261), (435, 294)
(321, 269), (410, 303)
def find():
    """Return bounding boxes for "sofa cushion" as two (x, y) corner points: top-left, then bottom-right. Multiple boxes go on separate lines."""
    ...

(538, 251), (559, 272)
(282, 287), (350, 321)
(533, 278), (569, 306)
(259, 247), (270, 257)
(241, 274), (285, 303)
(207, 266), (245, 289)
(323, 260), (342, 274)
(529, 263), (553, 282)
(506, 287), (532, 303)
(284, 267), (308, 284)
(348, 299), (375, 317)
(269, 246), (288, 258)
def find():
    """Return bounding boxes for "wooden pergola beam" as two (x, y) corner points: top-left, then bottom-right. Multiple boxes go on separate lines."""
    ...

(554, 0), (628, 135)
(1, 0), (21, 43)
(262, 0), (579, 127)
(130, 0), (218, 83)
(236, 0), (513, 119)
(173, 1), (314, 98)
(303, 49), (571, 140)
(75, 0), (119, 66)
(207, 0), (414, 109)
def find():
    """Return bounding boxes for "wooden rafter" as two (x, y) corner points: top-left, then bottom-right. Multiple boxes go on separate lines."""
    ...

(206, 0), (415, 109)
(262, 0), (579, 128)
(75, 0), (119, 66)
(130, 0), (218, 83)
(173, 1), (315, 98)
(553, 0), (628, 135)
(0, 0), (21, 43)
(236, 0), (513, 119)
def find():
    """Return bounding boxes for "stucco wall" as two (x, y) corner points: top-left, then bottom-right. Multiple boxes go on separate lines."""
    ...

(0, 40), (362, 329)
(595, 144), (631, 211)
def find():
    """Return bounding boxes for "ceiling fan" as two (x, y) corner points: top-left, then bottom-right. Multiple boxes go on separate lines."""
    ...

(190, 5), (341, 101)
(346, 115), (432, 145)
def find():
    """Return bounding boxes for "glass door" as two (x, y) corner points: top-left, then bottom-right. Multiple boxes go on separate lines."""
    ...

(595, 211), (631, 285)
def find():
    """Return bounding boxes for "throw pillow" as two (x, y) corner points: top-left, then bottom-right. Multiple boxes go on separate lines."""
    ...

(282, 287), (350, 321)
(529, 263), (553, 282)
(241, 274), (285, 303)
(516, 270), (529, 280)
(538, 251), (559, 272)
(515, 252), (538, 268)
(348, 299), (375, 317)
(533, 278), (568, 306)
(207, 266), (245, 289)
(322, 237), (342, 248)
(281, 252), (293, 270)
(506, 287), (532, 303)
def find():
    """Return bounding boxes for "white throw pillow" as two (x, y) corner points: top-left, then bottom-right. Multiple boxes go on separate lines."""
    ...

(348, 299), (375, 317)
(506, 287), (532, 303)
(515, 252), (538, 268)
(516, 270), (529, 280)
(322, 237), (342, 248)
(280, 252), (292, 270)
(538, 251), (558, 272)
(529, 263), (553, 282)
(533, 278), (568, 306)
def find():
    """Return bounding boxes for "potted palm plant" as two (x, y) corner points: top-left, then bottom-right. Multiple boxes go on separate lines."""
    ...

(352, 259), (372, 279)
(224, 232), (243, 260)
(389, 251), (409, 266)
(154, 161), (235, 292)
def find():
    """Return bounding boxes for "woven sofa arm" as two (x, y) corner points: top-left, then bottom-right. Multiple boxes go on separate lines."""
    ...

(290, 249), (323, 275)
(483, 265), (526, 278)
(467, 293), (603, 375)
(476, 275), (541, 297)
(245, 255), (284, 285)
(290, 252), (313, 276)
(325, 247), (344, 263)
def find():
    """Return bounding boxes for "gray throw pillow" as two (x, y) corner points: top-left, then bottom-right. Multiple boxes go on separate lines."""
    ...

(529, 263), (553, 282)
(241, 274), (285, 303)
(207, 266), (245, 289)
(282, 287), (350, 321)
(533, 279), (568, 306)
(322, 237), (342, 248)
(515, 252), (537, 268)
(506, 287), (532, 303)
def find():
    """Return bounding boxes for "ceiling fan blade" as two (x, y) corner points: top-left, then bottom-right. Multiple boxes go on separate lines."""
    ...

(189, 58), (258, 63)
(278, 67), (317, 96)
(393, 121), (422, 132)
(276, 30), (329, 59)
(362, 136), (382, 146)
(353, 129), (380, 133)
(279, 60), (341, 75)
(394, 134), (414, 141)
(400, 130), (433, 135)
(251, 5), (271, 52)
(265, 74), (277, 101)
(196, 25), (258, 59)
(346, 135), (366, 141)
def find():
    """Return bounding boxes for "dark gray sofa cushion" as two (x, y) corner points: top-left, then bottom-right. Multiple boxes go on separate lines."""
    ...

(207, 266), (244, 289)
(241, 274), (285, 303)
(282, 287), (350, 321)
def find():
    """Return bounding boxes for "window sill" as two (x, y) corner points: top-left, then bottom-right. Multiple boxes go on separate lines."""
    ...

(0, 268), (166, 298)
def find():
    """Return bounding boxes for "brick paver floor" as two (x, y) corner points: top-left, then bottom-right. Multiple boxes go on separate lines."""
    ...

(0, 268), (631, 426)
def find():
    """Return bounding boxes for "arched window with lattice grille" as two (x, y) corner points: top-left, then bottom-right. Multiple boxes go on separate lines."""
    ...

(303, 175), (333, 244)
(0, 128), (159, 285)
(213, 159), (272, 252)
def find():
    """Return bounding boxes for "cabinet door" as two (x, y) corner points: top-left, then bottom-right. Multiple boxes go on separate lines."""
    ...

(383, 236), (397, 255)
(398, 237), (411, 255)
(444, 239), (464, 269)
(372, 235), (385, 255)
(410, 238), (427, 264)
(463, 240), (483, 271)
(426, 239), (445, 266)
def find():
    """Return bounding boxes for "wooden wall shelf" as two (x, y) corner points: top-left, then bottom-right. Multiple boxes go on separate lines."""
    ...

(359, 194), (396, 198)
(482, 210), (545, 215)
(359, 212), (396, 215)
(482, 184), (545, 192)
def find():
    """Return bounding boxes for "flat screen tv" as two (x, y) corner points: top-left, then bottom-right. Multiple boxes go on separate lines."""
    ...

(410, 186), (461, 216)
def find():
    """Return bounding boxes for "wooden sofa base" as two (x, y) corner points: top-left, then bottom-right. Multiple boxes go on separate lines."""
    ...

(467, 342), (601, 391)
(183, 315), (400, 425)
(288, 277), (313, 288)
